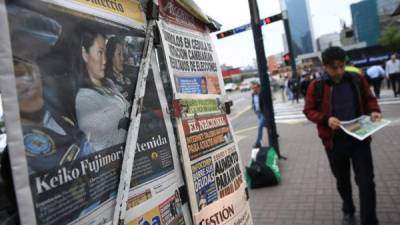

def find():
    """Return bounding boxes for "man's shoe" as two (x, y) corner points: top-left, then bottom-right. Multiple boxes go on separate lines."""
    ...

(253, 143), (261, 148)
(342, 213), (356, 225)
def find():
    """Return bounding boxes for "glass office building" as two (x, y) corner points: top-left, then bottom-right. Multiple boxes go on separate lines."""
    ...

(351, 0), (380, 46)
(285, 0), (314, 57)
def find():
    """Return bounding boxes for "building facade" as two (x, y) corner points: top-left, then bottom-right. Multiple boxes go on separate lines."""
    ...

(377, 0), (400, 16)
(351, 0), (380, 46)
(316, 32), (342, 51)
(285, 0), (314, 57)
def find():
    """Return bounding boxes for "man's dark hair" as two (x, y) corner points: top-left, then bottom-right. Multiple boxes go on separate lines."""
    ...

(321, 46), (346, 66)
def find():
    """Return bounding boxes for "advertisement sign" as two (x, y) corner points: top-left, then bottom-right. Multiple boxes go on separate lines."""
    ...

(1, 1), (145, 224)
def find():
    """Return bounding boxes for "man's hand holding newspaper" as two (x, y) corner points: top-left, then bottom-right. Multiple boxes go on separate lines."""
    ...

(337, 114), (390, 141)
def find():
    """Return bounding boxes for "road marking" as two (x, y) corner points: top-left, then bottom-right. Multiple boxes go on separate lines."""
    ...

(387, 118), (400, 126)
(379, 100), (400, 105)
(229, 105), (252, 121)
(234, 126), (258, 135)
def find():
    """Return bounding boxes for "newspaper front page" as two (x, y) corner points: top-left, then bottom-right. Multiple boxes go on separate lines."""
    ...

(158, 0), (254, 224)
(340, 115), (391, 141)
(1, 0), (146, 224)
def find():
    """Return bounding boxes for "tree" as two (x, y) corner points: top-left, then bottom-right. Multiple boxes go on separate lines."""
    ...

(379, 25), (400, 50)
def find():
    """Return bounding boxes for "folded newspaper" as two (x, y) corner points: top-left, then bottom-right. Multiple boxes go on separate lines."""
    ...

(340, 115), (391, 141)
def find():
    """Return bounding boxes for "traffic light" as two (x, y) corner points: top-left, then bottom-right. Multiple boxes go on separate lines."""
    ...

(262, 13), (283, 25)
(216, 13), (282, 39)
(283, 53), (290, 66)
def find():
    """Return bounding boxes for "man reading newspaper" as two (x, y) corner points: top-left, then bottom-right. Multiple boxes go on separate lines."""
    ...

(303, 47), (382, 225)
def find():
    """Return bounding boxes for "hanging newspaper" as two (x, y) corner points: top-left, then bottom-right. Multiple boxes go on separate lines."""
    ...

(340, 115), (391, 141)
(123, 59), (191, 225)
(158, 0), (253, 224)
(157, 0), (225, 96)
(0, 0), (148, 224)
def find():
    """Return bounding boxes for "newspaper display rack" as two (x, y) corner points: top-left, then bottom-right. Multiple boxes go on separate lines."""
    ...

(0, 1), (254, 225)
(157, 0), (254, 224)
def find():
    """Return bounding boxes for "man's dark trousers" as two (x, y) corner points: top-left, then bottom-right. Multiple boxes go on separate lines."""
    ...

(389, 73), (400, 96)
(370, 77), (383, 98)
(326, 134), (378, 225)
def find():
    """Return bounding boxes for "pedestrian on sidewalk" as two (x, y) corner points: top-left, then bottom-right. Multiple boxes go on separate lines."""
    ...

(288, 76), (300, 103)
(385, 54), (400, 97)
(251, 81), (266, 148)
(278, 74), (286, 102)
(300, 73), (312, 97)
(284, 74), (292, 101)
(366, 64), (385, 98)
(303, 47), (382, 225)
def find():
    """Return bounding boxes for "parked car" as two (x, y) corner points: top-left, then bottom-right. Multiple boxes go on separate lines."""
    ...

(239, 78), (259, 92)
(239, 82), (251, 92)
(224, 83), (237, 92)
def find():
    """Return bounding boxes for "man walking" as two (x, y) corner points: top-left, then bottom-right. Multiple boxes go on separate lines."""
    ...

(303, 47), (381, 225)
(366, 64), (385, 98)
(385, 54), (400, 97)
(251, 82), (266, 148)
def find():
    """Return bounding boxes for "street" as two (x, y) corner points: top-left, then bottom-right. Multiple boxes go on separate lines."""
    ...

(228, 88), (400, 225)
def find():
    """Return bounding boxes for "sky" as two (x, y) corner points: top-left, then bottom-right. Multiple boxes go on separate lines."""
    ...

(194, 0), (361, 68)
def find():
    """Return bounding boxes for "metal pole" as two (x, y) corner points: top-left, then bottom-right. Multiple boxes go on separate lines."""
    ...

(282, 10), (298, 79)
(248, 0), (281, 157)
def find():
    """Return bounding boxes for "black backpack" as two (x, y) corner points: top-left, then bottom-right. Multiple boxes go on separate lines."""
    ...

(245, 147), (281, 188)
(314, 73), (363, 111)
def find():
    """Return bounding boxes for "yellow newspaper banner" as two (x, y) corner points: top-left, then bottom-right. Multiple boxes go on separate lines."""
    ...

(74, 0), (144, 23)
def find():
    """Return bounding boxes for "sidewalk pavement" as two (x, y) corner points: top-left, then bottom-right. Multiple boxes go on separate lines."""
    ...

(236, 108), (400, 224)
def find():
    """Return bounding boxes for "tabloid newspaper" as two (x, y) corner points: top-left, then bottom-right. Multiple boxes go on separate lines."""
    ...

(340, 115), (391, 141)
(158, 0), (254, 224)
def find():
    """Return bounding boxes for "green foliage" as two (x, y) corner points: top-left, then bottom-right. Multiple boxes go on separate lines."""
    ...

(379, 25), (400, 50)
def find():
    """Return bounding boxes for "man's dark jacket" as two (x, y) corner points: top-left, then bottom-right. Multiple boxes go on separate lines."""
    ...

(303, 72), (381, 150)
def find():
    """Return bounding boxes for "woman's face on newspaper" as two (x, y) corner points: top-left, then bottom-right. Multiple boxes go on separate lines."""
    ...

(113, 43), (124, 73)
(82, 35), (106, 85)
(14, 59), (44, 113)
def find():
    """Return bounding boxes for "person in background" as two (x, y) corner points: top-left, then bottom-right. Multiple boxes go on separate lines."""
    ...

(277, 74), (286, 102)
(385, 53), (400, 97)
(288, 76), (300, 103)
(345, 57), (363, 76)
(304, 47), (381, 225)
(300, 73), (312, 97)
(366, 65), (385, 99)
(75, 27), (130, 152)
(284, 74), (292, 101)
(105, 36), (135, 104)
(251, 81), (266, 148)
(11, 34), (93, 173)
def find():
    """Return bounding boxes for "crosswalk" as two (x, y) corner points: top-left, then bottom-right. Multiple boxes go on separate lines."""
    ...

(273, 96), (400, 124)
(273, 100), (307, 124)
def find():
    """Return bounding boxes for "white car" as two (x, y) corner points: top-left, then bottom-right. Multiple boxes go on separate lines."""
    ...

(239, 82), (251, 92)
(224, 83), (237, 92)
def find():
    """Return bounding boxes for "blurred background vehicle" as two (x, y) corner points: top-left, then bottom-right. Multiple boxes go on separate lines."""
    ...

(224, 83), (238, 92)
